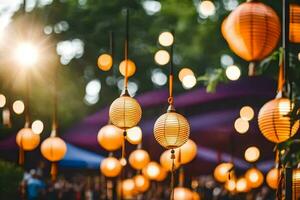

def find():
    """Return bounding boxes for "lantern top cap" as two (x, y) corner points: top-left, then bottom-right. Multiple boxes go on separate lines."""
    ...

(121, 88), (130, 97)
(167, 104), (176, 112)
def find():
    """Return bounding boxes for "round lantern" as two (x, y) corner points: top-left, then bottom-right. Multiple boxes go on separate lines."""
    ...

(154, 107), (190, 149)
(245, 168), (264, 188)
(222, 1), (281, 62)
(214, 163), (234, 183)
(16, 128), (40, 151)
(129, 149), (150, 170)
(160, 149), (181, 171)
(41, 137), (67, 162)
(97, 54), (113, 71)
(266, 168), (279, 189)
(100, 157), (122, 177)
(236, 177), (250, 193)
(192, 191), (201, 200)
(126, 126), (142, 145)
(156, 166), (167, 181)
(133, 175), (150, 193)
(109, 91), (142, 129)
(225, 179), (236, 192)
(258, 98), (299, 143)
(142, 161), (161, 180)
(178, 139), (197, 164)
(121, 178), (136, 198)
(174, 187), (193, 200)
(290, 4), (300, 43)
(97, 124), (123, 151)
(119, 59), (136, 77)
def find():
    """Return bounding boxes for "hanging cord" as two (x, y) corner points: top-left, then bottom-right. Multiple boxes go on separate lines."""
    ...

(170, 149), (175, 200)
(109, 31), (114, 59)
(282, 0), (290, 97)
(168, 34), (174, 106)
(121, 130), (127, 163)
(123, 9), (129, 89)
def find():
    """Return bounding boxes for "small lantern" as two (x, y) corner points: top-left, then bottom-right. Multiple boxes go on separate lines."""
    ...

(245, 168), (264, 188)
(236, 177), (250, 193)
(266, 167), (279, 189)
(191, 191), (201, 200)
(121, 178), (137, 198)
(129, 149), (150, 170)
(97, 124), (123, 151)
(142, 161), (161, 180)
(174, 187), (193, 200)
(119, 59), (136, 77)
(97, 54), (113, 71)
(225, 179), (236, 192)
(178, 139), (197, 164)
(133, 175), (150, 193)
(100, 157), (122, 178)
(156, 166), (167, 182)
(160, 149), (181, 171)
(126, 126), (142, 145)
(16, 128), (40, 151)
(258, 98), (299, 143)
(214, 163), (234, 183)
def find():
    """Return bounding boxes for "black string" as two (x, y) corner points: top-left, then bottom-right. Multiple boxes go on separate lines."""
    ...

(283, 0), (290, 94)
(109, 31), (114, 60)
(170, 31), (174, 77)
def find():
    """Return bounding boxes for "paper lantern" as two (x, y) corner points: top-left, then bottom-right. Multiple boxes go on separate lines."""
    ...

(290, 4), (300, 43)
(97, 124), (123, 151)
(178, 139), (197, 164)
(154, 106), (190, 149)
(119, 59), (136, 77)
(245, 168), (264, 188)
(266, 168), (279, 189)
(192, 191), (201, 200)
(258, 98), (299, 143)
(236, 177), (250, 193)
(134, 175), (150, 193)
(97, 54), (113, 71)
(225, 179), (236, 192)
(222, 1), (281, 62)
(41, 137), (67, 162)
(156, 166), (167, 181)
(100, 157), (122, 177)
(160, 149), (181, 171)
(129, 149), (150, 170)
(174, 187), (193, 200)
(109, 91), (142, 129)
(292, 169), (300, 199)
(126, 126), (142, 145)
(121, 178), (136, 197)
(214, 163), (234, 183)
(142, 161), (161, 180)
(16, 128), (40, 151)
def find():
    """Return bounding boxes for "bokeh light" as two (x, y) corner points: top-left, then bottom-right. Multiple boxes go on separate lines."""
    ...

(31, 120), (44, 134)
(85, 79), (101, 96)
(13, 100), (25, 114)
(142, 0), (161, 15)
(126, 126), (142, 145)
(234, 118), (249, 134)
(154, 50), (170, 65)
(178, 68), (194, 81)
(198, 1), (216, 17)
(240, 106), (254, 121)
(244, 146), (260, 163)
(220, 54), (234, 66)
(226, 65), (241, 81)
(151, 69), (167, 86)
(236, 177), (249, 192)
(0, 94), (6, 108)
(158, 31), (174, 47)
(182, 75), (197, 89)
(14, 42), (39, 67)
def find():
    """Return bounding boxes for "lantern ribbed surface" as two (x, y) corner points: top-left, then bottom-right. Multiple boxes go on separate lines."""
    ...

(258, 98), (299, 143)
(109, 95), (142, 129)
(16, 128), (40, 151)
(290, 4), (300, 43)
(41, 137), (67, 162)
(293, 169), (300, 200)
(222, 1), (280, 61)
(154, 111), (190, 149)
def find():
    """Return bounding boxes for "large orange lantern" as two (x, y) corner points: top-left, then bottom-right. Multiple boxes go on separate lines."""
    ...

(214, 163), (234, 183)
(133, 175), (150, 193)
(258, 97), (299, 143)
(16, 128), (40, 151)
(290, 4), (300, 43)
(41, 137), (67, 161)
(97, 124), (123, 151)
(174, 187), (193, 200)
(222, 1), (281, 66)
(129, 149), (150, 170)
(245, 168), (264, 188)
(160, 149), (181, 171)
(100, 157), (122, 177)
(178, 139), (197, 164)
(266, 167), (279, 189)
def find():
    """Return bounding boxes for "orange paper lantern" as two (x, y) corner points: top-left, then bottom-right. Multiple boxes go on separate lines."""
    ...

(41, 137), (67, 162)
(142, 161), (161, 180)
(16, 128), (40, 151)
(290, 4), (300, 43)
(245, 168), (264, 188)
(129, 149), (150, 170)
(266, 167), (279, 189)
(222, 1), (281, 62)
(121, 178), (137, 197)
(119, 59), (136, 77)
(214, 163), (234, 183)
(156, 166), (167, 181)
(134, 175), (150, 193)
(97, 54), (113, 71)
(174, 187), (193, 200)
(100, 157), (122, 177)
(97, 124), (123, 151)
(160, 149), (181, 171)
(178, 139), (197, 164)
(258, 98), (299, 143)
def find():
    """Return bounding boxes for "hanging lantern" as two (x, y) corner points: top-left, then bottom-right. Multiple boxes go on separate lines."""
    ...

(16, 128), (40, 151)
(97, 54), (113, 71)
(236, 177), (250, 193)
(119, 59), (136, 77)
(160, 149), (181, 171)
(258, 97), (299, 143)
(225, 179), (236, 192)
(191, 191), (201, 200)
(214, 163), (234, 183)
(266, 167), (279, 189)
(156, 166), (167, 181)
(126, 126), (142, 145)
(142, 161), (161, 180)
(290, 4), (300, 43)
(178, 139), (197, 164)
(121, 178), (137, 198)
(41, 137), (67, 162)
(245, 168), (264, 188)
(129, 149), (150, 170)
(173, 187), (193, 200)
(97, 124), (123, 151)
(222, 0), (280, 74)
(100, 157), (122, 177)
(133, 175), (150, 193)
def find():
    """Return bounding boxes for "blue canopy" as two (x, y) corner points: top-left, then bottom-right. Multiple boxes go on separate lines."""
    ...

(59, 143), (104, 169)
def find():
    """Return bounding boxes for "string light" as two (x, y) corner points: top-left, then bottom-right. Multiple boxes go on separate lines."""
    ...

(234, 118), (249, 134)
(14, 42), (39, 67)
(154, 50), (170, 65)
(182, 74), (197, 89)
(226, 65), (241, 81)
(158, 31), (174, 47)
(240, 106), (254, 121)
(244, 146), (260, 163)
(31, 120), (44, 134)
(198, 1), (216, 17)
(13, 100), (25, 114)
(0, 94), (6, 108)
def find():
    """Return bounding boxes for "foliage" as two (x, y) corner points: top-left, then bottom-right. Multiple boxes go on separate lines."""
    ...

(0, 160), (23, 200)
